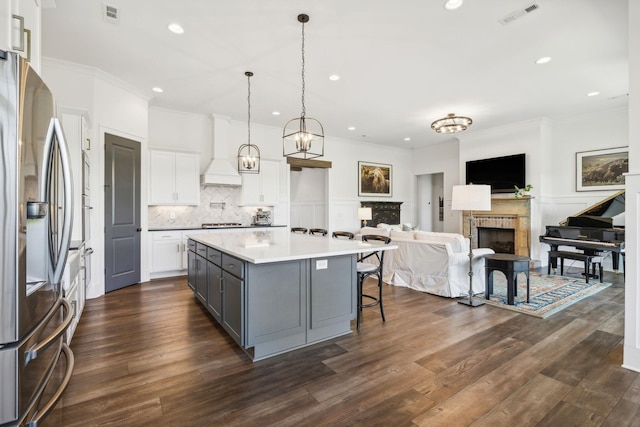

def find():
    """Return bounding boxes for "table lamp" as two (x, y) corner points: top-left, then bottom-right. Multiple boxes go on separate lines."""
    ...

(451, 184), (492, 306)
(358, 207), (372, 227)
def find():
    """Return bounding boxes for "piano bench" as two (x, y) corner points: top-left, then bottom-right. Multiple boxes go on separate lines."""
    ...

(548, 250), (603, 283)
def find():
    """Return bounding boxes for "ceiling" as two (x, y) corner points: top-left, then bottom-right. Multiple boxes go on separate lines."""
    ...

(41, 0), (628, 149)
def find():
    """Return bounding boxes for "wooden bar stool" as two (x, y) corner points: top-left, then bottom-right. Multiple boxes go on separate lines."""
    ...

(309, 228), (328, 236)
(356, 235), (391, 330)
(332, 231), (354, 239)
(291, 227), (308, 234)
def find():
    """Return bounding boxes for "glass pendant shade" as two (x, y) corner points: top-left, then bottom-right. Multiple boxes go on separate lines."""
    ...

(238, 71), (260, 174)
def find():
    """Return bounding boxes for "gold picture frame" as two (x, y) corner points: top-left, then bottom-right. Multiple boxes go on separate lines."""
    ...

(358, 161), (392, 197)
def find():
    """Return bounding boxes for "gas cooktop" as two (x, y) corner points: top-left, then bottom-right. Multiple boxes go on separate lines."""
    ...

(201, 223), (243, 229)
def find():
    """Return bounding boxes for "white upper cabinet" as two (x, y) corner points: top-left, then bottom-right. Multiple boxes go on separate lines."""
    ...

(2, 0), (41, 72)
(241, 159), (280, 206)
(149, 149), (200, 205)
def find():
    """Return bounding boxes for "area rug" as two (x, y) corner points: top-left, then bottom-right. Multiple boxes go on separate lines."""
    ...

(481, 272), (612, 318)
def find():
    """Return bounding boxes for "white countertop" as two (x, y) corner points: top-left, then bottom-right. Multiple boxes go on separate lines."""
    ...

(187, 229), (397, 264)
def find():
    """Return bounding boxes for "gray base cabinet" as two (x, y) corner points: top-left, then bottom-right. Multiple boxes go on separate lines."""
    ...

(206, 262), (222, 322)
(222, 270), (244, 345)
(187, 250), (196, 291)
(188, 239), (356, 360)
(246, 261), (307, 347)
(309, 256), (356, 330)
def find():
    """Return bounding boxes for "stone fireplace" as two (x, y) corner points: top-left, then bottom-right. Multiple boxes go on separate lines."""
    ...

(462, 196), (531, 257)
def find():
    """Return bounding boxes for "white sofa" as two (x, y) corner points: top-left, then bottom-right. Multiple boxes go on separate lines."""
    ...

(358, 226), (495, 298)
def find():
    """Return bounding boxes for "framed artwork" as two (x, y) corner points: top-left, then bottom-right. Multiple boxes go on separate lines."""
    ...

(576, 147), (628, 191)
(358, 161), (392, 197)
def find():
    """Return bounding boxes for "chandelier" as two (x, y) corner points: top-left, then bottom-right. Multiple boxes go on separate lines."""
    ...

(283, 13), (324, 159)
(237, 71), (260, 173)
(431, 113), (473, 134)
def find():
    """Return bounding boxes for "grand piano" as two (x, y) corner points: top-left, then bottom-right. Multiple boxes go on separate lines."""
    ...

(539, 190), (625, 271)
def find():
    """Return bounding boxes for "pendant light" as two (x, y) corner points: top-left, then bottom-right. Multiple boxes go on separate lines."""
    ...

(238, 71), (260, 173)
(283, 13), (324, 159)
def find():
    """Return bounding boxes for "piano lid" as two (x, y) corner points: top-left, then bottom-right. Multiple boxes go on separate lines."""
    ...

(559, 190), (625, 226)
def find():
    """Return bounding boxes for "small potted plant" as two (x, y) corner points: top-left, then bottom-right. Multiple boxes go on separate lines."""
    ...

(514, 184), (533, 198)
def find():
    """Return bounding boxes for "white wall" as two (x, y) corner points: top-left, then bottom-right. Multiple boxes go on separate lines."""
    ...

(42, 58), (149, 299)
(458, 119), (546, 262)
(290, 168), (327, 230)
(150, 110), (415, 235)
(448, 112), (628, 267)
(148, 108), (210, 168)
(412, 138), (460, 233)
(623, 0), (640, 372)
(416, 174), (432, 230)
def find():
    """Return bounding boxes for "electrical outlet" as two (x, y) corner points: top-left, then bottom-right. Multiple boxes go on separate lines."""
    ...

(316, 259), (328, 270)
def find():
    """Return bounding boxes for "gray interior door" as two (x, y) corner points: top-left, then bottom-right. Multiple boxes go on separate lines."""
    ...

(104, 133), (141, 292)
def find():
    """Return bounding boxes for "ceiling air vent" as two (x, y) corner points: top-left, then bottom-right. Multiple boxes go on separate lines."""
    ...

(103, 3), (120, 25)
(499, 2), (540, 25)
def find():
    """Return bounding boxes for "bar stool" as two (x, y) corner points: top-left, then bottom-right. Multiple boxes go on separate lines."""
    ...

(332, 231), (354, 239)
(309, 228), (328, 236)
(291, 227), (308, 234)
(356, 234), (391, 330)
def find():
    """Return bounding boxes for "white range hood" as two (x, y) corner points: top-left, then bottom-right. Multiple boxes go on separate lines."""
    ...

(201, 116), (242, 186)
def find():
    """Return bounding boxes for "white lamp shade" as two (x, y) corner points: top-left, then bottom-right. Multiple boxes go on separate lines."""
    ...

(358, 207), (373, 220)
(451, 184), (492, 211)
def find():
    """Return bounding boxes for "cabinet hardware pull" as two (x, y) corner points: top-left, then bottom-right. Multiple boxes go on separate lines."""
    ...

(177, 244), (180, 252)
(219, 277), (224, 293)
(12, 15), (24, 51)
(24, 28), (31, 62)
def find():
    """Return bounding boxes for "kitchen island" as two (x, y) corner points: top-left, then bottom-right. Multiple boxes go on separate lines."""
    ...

(187, 229), (396, 361)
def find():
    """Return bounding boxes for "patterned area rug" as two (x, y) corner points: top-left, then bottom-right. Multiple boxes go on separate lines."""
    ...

(481, 271), (612, 318)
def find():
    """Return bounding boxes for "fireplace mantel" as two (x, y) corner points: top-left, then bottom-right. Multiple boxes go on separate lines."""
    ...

(462, 196), (531, 257)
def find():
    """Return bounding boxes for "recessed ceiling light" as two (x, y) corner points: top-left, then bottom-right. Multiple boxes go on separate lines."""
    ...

(329, 75), (340, 81)
(586, 91), (600, 97)
(404, 137), (411, 141)
(535, 56), (552, 64)
(168, 23), (184, 34)
(348, 126), (356, 131)
(444, 0), (463, 10)
(152, 87), (164, 93)
(272, 111), (280, 116)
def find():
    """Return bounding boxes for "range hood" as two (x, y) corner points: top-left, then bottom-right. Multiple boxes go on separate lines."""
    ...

(201, 116), (242, 186)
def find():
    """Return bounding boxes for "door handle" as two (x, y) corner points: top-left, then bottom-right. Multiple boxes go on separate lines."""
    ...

(136, 228), (142, 232)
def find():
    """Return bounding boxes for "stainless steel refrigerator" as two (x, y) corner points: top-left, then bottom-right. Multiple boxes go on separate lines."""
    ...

(0, 51), (75, 426)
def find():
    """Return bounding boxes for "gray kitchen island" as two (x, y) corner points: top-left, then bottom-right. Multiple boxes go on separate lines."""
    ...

(186, 229), (396, 361)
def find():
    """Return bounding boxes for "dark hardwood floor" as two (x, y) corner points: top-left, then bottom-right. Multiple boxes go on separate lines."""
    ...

(54, 268), (640, 426)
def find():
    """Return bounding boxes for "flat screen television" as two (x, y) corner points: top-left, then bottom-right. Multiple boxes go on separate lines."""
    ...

(465, 153), (526, 193)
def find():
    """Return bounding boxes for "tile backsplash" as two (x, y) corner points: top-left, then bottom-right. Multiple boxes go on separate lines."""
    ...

(148, 185), (258, 227)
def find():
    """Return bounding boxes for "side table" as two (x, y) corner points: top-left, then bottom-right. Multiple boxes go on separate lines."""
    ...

(485, 253), (531, 305)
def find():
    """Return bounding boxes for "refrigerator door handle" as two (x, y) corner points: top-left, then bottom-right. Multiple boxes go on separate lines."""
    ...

(42, 117), (74, 285)
(25, 343), (75, 427)
(25, 298), (73, 363)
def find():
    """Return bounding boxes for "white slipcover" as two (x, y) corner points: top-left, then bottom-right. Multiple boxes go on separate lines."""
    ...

(358, 228), (495, 298)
